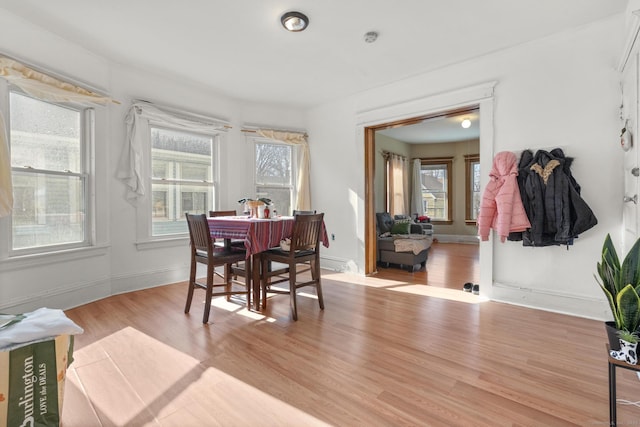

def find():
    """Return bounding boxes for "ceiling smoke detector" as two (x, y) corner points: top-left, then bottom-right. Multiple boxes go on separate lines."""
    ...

(364, 31), (378, 43)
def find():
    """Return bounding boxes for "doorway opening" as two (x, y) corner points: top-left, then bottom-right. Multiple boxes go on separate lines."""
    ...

(363, 106), (482, 276)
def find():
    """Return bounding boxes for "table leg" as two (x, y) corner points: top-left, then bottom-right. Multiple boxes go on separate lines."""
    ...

(251, 253), (262, 310)
(609, 360), (616, 427)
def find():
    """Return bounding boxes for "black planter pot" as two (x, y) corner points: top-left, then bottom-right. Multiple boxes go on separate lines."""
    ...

(605, 321), (621, 351)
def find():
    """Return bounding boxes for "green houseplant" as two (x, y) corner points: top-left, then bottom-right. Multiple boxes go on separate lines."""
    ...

(596, 234), (640, 349)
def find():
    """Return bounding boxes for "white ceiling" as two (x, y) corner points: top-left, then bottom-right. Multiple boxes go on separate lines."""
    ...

(0, 1), (626, 112)
(377, 111), (480, 144)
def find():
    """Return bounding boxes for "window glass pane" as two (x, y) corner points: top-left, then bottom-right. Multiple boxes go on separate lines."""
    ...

(151, 127), (212, 181)
(12, 171), (85, 249)
(256, 186), (291, 216)
(421, 164), (448, 220)
(471, 162), (480, 220)
(255, 143), (291, 185)
(10, 92), (81, 172)
(151, 127), (214, 236)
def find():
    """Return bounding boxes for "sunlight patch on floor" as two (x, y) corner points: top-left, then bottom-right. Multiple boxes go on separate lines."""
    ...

(322, 271), (488, 304)
(66, 326), (329, 426)
(322, 271), (405, 288)
(387, 284), (488, 303)
(210, 298), (277, 322)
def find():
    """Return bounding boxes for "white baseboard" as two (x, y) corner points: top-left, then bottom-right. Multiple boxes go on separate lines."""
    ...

(320, 255), (356, 273)
(0, 277), (112, 313)
(111, 266), (191, 295)
(491, 281), (611, 321)
(434, 234), (480, 244)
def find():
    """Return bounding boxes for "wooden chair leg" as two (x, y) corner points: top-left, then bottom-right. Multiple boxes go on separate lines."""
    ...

(290, 262), (298, 321)
(313, 258), (324, 310)
(185, 258), (196, 314)
(203, 264), (215, 323)
(244, 261), (252, 310)
(225, 263), (232, 302)
(261, 256), (268, 310)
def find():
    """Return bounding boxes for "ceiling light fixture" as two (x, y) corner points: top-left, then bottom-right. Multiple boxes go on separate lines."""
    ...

(364, 31), (378, 43)
(461, 119), (471, 129)
(281, 11), (309, 32)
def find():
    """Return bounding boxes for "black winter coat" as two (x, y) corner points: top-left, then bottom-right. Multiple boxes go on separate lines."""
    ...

(508, 148), (597, 246)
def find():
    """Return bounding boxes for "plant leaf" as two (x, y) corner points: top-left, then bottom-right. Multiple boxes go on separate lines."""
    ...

(620, 237), (640, 292)
(597, 278), (621, 328)
(617, 284), (640, 333)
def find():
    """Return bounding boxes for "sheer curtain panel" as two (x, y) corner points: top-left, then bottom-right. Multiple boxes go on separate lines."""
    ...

(256, 129), (311, 211)
(388, 153), (409, 216)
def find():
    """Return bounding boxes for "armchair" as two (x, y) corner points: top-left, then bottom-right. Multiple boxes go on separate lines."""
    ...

(376, 212), (433, 272)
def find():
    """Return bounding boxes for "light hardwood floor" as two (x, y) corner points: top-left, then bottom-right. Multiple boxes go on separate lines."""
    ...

(61, 243), (637, 426)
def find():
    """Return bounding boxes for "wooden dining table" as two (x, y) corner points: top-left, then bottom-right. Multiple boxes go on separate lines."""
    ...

(207, 215), (329, 310)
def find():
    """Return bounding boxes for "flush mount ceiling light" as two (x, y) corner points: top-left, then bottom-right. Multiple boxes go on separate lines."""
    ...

(461, 118), (471, 129)
(281, 11), (309, 32)
(364, 31), (378, 43)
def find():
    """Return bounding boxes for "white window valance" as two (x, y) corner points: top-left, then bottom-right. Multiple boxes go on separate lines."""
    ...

(117, 101), (229, 204)
(255, 129), (311, 211)
(0, 56), (118, 105)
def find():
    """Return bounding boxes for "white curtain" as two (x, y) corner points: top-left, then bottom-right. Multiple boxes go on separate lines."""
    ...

(388, 153), (409, 216)
(411, 158), (425, 216)
(117, 102), (229, 205)
(256, 129), (311, 211)
(0, 113), (11, 217)
(0, 56), (117, 218)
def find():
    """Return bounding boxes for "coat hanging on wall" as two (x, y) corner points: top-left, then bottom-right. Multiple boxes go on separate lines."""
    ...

(508, 148), (597, 247)
(477, 151), (531, 242)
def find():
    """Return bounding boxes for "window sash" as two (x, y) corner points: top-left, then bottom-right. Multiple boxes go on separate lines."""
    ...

(150, 125), (216, 237)
(8, 88), (91, 254)
(465, 154), (480, 223)
(254, 140), (296, 215)
(420, 157), (453, 223)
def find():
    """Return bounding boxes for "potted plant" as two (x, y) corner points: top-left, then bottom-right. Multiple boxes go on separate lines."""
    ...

(238, 198), (272, 218)
(610, 329), (639, 365)
(596, 234), (640, 350)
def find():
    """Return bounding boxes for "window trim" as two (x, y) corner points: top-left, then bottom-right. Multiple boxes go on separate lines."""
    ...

(420, 156), (453, 225)
(465, 154), (480, 225)
(7, 88), (95, 256)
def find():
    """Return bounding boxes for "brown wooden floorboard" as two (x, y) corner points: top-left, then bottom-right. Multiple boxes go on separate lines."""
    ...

(60, 243), (636, 426)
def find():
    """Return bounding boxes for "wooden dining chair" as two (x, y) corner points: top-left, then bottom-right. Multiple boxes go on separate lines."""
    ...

(185, 213), (251, 323)
(292, 210), (316, 215)
(260, 213), (325, 320)
(209, 210), (245, 247)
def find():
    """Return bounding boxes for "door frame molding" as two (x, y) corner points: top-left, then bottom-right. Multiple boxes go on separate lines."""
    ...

(358, 81), (496, 294)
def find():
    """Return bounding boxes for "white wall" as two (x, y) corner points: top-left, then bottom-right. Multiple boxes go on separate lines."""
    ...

(0, 9), (306, 311)
(307, 15), (625, 320)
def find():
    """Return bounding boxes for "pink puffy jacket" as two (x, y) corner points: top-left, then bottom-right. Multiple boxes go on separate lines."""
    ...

(477, 151), (531, 242)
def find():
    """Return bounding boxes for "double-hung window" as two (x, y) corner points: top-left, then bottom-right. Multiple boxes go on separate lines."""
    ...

(420, 157), (453, 223)
(150, 126), (216, 236)
(9, 90), (92, 252)
(254, 140), (295, 215)
(465, 154), (480, 223)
